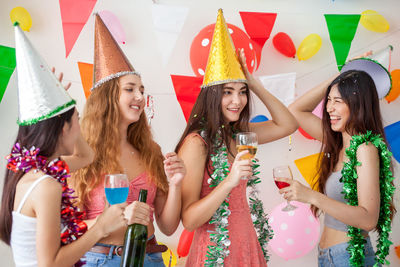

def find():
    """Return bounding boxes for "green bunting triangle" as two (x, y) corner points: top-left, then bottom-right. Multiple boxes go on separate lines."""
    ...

(0, 45), (16, 103)
(324, 14), (361, 71)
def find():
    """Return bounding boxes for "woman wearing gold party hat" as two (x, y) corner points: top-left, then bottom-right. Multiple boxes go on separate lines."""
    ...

(72, 14), (186, 267)
(175, 9), (298, 266)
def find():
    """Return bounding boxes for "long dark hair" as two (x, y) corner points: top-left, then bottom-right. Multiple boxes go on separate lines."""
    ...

(175, 83), (251, 172)
(0, 108), (75, 245)
(312, 70), (396, 231)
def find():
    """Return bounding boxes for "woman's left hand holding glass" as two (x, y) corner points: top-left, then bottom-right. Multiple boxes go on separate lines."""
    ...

(275, 177), (316, 204)
(164, 152), (186, 187)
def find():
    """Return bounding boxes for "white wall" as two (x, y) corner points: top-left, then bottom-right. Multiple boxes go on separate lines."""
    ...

(1, 0), (399, 266)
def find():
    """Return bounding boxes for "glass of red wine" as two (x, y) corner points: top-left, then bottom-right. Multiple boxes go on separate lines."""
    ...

(273, 165), (297, 211)
(105, 174), (129, 205)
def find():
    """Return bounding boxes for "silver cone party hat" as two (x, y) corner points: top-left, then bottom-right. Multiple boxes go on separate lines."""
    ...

(14, 24), (75, 125)
(341, 45), (393, 99)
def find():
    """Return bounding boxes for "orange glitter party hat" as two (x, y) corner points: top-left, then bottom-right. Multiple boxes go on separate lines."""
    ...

(201, 9), (246, 88)
(92, 13), (139, 90)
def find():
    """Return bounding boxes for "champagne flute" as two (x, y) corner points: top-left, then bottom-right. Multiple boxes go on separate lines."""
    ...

(236, 132), (258, 179)
(273, 165), (297, 211)
(104, 174), (129, 205)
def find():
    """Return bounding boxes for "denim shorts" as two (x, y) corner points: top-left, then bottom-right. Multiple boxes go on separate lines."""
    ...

(318, 237), (381, 267)
(82, 237), (165, 267)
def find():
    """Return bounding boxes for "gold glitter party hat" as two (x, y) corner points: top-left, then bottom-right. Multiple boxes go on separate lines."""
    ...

(201, 9), (246, 88)
(92, 13), (139, 90)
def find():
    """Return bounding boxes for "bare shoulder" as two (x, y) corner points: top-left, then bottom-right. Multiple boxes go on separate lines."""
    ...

(179, 133), (207, 154)
(24, 171), (62, 197)
(356, 142), (379, 157)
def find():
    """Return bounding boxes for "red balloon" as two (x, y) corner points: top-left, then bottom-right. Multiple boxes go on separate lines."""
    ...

(177, 229), (195, 258)
(272, 32), (296, 58)
(299, 127), (315, 140)
(190, 23), (256, 77)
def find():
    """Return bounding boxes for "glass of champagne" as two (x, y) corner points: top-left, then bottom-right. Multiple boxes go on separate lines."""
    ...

(273, 165), (297, 211)
(236, 132), (258, 179)
(104, 174), (129, 205)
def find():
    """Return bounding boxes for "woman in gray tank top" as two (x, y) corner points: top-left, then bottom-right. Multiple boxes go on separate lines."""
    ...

(276, 54), (396, 267)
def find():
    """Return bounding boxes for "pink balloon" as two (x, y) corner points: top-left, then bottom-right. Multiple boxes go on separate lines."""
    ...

(98, 10), (126, 44)
(268, 201), (320, 260)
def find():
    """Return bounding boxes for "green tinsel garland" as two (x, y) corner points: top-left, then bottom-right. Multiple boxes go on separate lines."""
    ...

(204, 133), (273, 266)
(341, 131), (395, 266)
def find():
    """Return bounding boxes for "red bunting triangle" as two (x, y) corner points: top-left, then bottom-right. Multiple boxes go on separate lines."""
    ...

(170, 75), (203, 122)
(77, 62), (93, 99)
(239, 12), (277, 70)
(59, 0), (97, 57)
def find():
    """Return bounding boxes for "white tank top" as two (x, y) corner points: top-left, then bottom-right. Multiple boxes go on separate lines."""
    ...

(10, 175), (52, 267)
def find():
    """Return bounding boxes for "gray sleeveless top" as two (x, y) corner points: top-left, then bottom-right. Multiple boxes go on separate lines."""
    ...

(324, 171), (366, 233)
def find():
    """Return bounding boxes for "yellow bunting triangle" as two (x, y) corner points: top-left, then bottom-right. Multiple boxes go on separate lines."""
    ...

(294, 153), (322, 190)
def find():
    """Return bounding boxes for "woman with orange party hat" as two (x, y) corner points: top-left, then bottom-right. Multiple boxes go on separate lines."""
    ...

(175, 9), (298, 266)
(71, 14), (185, 267)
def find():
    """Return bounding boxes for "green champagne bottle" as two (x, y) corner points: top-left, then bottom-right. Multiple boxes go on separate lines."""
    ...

(120, 189), (148, 267)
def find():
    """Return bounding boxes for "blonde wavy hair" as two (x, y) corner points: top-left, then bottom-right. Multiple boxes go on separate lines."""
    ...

(73, 78), (168, 208)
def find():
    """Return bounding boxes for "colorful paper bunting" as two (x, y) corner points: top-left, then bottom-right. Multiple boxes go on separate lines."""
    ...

(77, 62), (93, 99)
(0, 45), (16, 103)
(294, 153), (322, 190)
(59, 0), (97, 57)
(324, 14), (361, 71)
(239, 12), (277, 69)
(384, 120), (400, 163)
(170, 75), (202, 122)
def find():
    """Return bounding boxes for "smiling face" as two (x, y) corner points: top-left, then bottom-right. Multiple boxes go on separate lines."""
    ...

(118, 74), (145, 125)
(221, 82), (248, 123)
(326, 84), (350, 133)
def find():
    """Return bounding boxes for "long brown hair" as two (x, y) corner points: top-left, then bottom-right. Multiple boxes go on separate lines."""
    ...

(175, 83), (251, 171)
(0, 108), (75, 244)
(73, 78), (168, 208)
(312, 70), (396, 232)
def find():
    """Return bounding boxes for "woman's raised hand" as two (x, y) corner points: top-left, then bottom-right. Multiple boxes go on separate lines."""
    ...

(225, 150), (252, 188)
(164, 152), (186, 187)
(51, 67), (72, 90)
(237, 48), (262, 91)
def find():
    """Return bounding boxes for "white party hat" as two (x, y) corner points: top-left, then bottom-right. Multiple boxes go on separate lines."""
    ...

(341, 45), (393, 99)
(14, 24), (75, 125)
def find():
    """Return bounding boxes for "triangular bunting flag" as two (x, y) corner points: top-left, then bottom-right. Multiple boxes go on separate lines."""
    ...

(59, 0), (97, 57)
(258, 72), (296, 106)
(151, 4), (189, 66)
(294, 153), (322, 190)
(77, 62), (93, 99)
(0, 45), (16, 103)
(324, 14), (360, 71)
(240, 12), (277, 70)
(384, 121), (400, 163)
(170, 75), (203, 122)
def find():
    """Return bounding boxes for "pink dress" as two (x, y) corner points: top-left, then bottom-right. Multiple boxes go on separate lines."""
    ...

(185, 134), (267, 267)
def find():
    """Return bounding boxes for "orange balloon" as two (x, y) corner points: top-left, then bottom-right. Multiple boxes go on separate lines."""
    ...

(385, 69), (400, 103)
